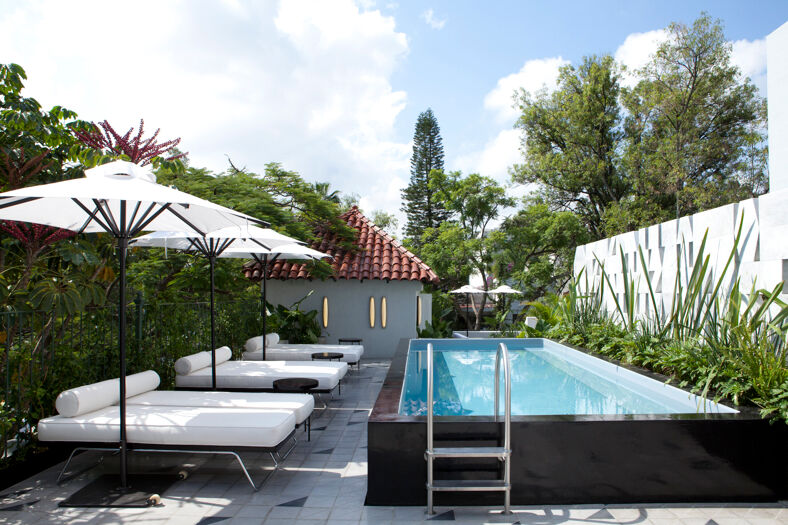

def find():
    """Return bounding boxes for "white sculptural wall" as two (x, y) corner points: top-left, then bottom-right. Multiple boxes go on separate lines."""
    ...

(573, 190), (788, 321)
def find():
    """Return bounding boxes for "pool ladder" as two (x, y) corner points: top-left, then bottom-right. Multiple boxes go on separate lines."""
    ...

(425, 342), (512, 515)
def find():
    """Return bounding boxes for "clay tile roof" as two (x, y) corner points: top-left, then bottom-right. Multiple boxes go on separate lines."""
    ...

(243, 206), (440, 284)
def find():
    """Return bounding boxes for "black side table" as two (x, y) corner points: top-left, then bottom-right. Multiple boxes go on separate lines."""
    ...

(272, 377), (318, 441)
(272, 377), (319, 393)
(311, 351), (344, 362)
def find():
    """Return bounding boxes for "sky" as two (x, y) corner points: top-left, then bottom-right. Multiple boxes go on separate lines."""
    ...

(1, 0), (787, 233)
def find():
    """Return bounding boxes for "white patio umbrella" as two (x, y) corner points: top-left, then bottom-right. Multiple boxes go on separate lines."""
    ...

(0, 160), (265, 490)
(449, 285), (485, 336)
(130, 225), (306, 388)
(487, 285), (521, 328)
(487, 284), (521, 296)
(220, 242), (329, 359)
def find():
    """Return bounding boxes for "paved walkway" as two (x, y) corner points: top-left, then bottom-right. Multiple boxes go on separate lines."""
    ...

(0, 361), (786, 524)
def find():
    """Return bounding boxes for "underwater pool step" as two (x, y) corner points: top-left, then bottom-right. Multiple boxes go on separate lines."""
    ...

(428, 447), (510, 459)
(429, 479), (510, 492)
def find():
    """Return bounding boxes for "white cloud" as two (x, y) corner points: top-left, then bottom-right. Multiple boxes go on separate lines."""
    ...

(454, 129), (521, 185)
(421, 8), (445, 30)
(614, 29), (668, 87)
(483, 57), (568, 123)
(0, 0), (410, 226)
(358, 171), (407, 229)
(731, 38), (767, 93)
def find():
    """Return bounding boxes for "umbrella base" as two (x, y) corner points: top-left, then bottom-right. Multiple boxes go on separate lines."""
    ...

(59, 474), (178, 508)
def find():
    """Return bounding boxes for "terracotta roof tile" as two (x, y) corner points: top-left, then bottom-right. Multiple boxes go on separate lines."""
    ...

(243, 206), (440, 284)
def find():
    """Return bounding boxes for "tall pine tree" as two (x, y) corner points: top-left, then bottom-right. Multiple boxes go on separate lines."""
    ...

(401, 108), (449, 247)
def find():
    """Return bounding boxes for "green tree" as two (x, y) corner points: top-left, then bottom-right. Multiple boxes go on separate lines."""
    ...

(496, 198), (588, 301)
(619, 14), (767, 231)
(419, 171), (514, 329)
(137, 161), (356, 301)
(369, 210), (399, 235)
(512, 55), (626, 239)
(312, 181), (341, 204)
(401, 108), (450, 247)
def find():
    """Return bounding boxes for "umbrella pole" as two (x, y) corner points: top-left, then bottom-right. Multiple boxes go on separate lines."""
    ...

(118, 235), (128, 488)
(209, 255), (216, 390)
(262, 256), (268, 361)
(466, 293), (469, 337)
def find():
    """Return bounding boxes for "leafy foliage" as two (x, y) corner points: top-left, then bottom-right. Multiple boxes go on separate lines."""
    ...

(512, 15), (767, 240)
(513, 55), (626, 239)
(72, 119), (185, 166)
(619, 14), (767, 230)
(265, 292), (322, 344)
(496, 197), (588, 300)
(419, 170), (513, 329)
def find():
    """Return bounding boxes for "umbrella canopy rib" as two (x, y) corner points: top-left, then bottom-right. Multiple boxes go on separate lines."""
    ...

(72, 198), (114, 234)
(0, 196), (41, 210)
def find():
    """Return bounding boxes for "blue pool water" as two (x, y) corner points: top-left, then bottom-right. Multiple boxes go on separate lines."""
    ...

(398, 338), (737, 416)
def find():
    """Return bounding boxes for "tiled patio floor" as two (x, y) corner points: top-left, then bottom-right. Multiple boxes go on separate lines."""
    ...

(1, 360), (786, 524)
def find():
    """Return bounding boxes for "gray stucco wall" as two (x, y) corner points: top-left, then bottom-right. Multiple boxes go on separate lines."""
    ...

(264, 279), (429, 359)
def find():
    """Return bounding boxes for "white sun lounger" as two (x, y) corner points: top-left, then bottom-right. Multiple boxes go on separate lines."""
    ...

(125, 373), (315, 439)
(39, 404), (295, 448)
(242, 334), (364, 367)
(175, 360), (347, 392)
(37, 372), (300, 489)
(127, 389), (314, 426)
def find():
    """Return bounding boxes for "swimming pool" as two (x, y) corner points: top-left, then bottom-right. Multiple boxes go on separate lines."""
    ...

(399, 338), (737, 416)
(368, 338), (787, 506)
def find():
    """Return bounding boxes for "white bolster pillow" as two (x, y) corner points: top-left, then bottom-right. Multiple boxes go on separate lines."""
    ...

(55, 378), (120, 417)
(244, 336), (262, 353)
(54, 370), (160, 417)
(214, 346), (232, 364)
(125, 370), (160, 397)
(174, 351), (212, 375)
(244, 334), (279, 352)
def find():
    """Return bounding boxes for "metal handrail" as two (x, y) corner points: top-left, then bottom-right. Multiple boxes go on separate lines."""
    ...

(494, 342), (512, 512)
(426, 343), (434, 496)
(493, 342), (512, 447)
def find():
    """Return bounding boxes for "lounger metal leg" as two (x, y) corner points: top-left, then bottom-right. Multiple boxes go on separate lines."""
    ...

(133, 448), (279, 491)
(314, 393), (328, 412)
(57, 447), (119, 484)
(274, 434), (298, 462)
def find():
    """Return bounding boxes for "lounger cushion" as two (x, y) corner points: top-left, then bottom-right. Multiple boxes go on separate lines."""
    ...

(38, 405), (295, 448)
(243, 344), (363, 364)
(267, 333), (280, 347)
(174, 347), (232, 375)
(175, 360), (346, 390)
(127, 390), (314, 425)
(55, 371), (161, 417)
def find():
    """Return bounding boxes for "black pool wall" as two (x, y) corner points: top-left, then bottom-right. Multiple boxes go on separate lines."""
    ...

(367, 339), (788, 506)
